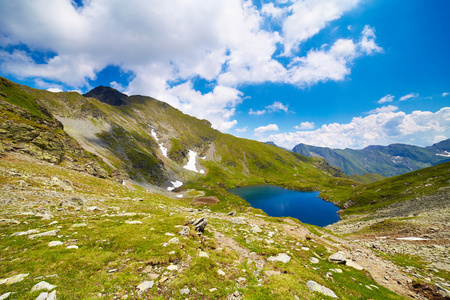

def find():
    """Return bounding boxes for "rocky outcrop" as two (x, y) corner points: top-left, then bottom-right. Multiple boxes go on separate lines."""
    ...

(0, 99), (108, 178)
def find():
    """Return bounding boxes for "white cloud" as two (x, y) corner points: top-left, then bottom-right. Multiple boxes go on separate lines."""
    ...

(249, 109), (267, 115)
(399, 92), (419, 101)
(294, 122), (315, 130)
(266, 101), (289, 113)
(367, 105), (398, 114)
(281, 0), (360, 56)
(443, 92), (449, 97)
(264, 107), (450, 149)
(47, 87), (63, 93)
(0, 0), (381, 132)
(378, 94), (394, 104)
(235, 126), (248, 133)
(255, 124), (279, 135)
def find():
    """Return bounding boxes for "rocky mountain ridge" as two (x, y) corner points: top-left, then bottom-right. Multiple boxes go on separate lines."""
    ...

(292, 140), (450, 178)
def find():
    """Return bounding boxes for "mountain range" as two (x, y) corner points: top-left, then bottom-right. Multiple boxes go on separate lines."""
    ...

(1, 76), (449, 299)
(292, 140), (450, 178)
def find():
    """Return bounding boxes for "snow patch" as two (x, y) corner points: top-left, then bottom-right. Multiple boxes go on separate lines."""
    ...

(437, 151), (450, 157)
(184, 150), (199, 172)
(176, 194), (184, 198)
(396, 237), (429, 241)
(151, 129), (168, 158)
(167, 180), (183, 191)
(151, 129), (159, 141)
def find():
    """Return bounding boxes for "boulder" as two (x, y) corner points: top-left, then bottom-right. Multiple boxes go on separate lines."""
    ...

(328, 251), (347, 264)
(306, 280), (338, 298)
(267, 253), (291, 263)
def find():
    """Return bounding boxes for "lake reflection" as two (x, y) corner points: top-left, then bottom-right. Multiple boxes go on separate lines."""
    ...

(228, 185), (340, 227)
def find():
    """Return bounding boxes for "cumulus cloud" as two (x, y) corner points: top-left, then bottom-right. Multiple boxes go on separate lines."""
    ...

(443, 92), (449, 97)
(0, 0), (381, 132)
(263, 107), (450, 149)
(294, 122), (315, 130)
(399, 92), (419, 101)
(255, 124), (279, 135)
(378, 94), (394, 104)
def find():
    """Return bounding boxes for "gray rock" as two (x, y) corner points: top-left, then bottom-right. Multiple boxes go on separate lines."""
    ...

(178, 226), (190, 236)
(48, 241), (63, 247)
(31, 281), (56, 292)
(0, 292), (11, 300)
(217, 269), (226, 276)
(192, 217), (207, 234)
(250, 225), (262, 233)
(226, 290), (242, 300)
(306, 280), (338, 298)
(136, 281), (154, 293)
(231, 217), (246, 224)
(167, 237), (179, 245)
(309, 257), (319, 264)
(346, 260), (363, 270)
(180, 288), (190, 295)
(28, 230), (60, 239)
(0, 273), (29, 285)
(328, 251), (347, 264)
(11, 229), (39, 236)
(268, 253), (291, 263)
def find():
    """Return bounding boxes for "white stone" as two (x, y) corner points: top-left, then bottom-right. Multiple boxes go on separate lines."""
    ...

(301, 247), (310, 251)
(167, 265), (178, 271)
(310, 257), (319, 264)
(328, 251), (347, 263)
(29, 230), (60, 239)
(180, 288), (190, 295)
(48, 241), (63, 247)
(267, 253), (291, 263)
(209, 288), (217, 292)
(250, 225), (262, 233)
(31, 281), (57, 292)
(86, 206), (100, 211)
(183, 150), (199, 172)
(125, 221), (142, 225)
(137, 281), (154, 292)
(165, 233), (175, 236)
(306, 280), (338, 298)
(36, 292), (49, 300)
(11, 229), (39, 236)
(168, 237), (179, 244)
(199, 251), (209, 258)
(66, 245), (78, 249)
(1, 273), (29, 285)
(217, 269), (226, 276)
(47, 291), (57, 300)
(72, 223), (87, 227)
(0, 292), (11, 300)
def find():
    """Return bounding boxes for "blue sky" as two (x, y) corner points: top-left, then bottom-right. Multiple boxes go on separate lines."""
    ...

(0, 0), (449, 149)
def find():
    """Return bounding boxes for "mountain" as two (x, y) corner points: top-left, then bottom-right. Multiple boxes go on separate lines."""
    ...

(292, 140), (450, 178)
(83, 85), (128, 106)
(1, 76), (449, 299)
(1, 76), (350, 197)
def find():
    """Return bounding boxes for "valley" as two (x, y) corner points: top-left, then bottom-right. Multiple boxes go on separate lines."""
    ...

(0, 77), (449, 299)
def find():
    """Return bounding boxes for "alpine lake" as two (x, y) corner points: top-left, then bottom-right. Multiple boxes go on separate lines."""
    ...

(228, 185), (340, 227)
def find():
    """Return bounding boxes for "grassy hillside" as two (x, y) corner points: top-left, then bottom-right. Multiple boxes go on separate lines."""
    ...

(0, 76), (357, 203)
(342, 161), (450, 216)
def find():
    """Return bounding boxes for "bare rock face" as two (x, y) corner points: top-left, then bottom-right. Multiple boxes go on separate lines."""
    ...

(83, 86), (128, 106)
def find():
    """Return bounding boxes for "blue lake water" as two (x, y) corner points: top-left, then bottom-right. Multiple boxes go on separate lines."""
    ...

(228, 185), (340, 227)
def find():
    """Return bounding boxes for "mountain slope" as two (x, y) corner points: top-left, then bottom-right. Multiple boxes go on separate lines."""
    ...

(292, 141), (450, 177)
(1, 77), (354, 200)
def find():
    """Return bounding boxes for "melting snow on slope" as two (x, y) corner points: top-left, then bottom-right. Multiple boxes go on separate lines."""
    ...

(184, 150), (199, 172)
(151, 128), (168, 158)
(437, 151), (450, 157)
(167, 180), (183, 191)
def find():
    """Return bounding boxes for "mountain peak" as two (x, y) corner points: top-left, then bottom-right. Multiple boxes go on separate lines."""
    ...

(83, 85), (128, 106)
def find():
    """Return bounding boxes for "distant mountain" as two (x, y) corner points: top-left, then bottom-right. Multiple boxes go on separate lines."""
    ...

(292, 140), (450, 177)
(83, 85), (128, 106)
